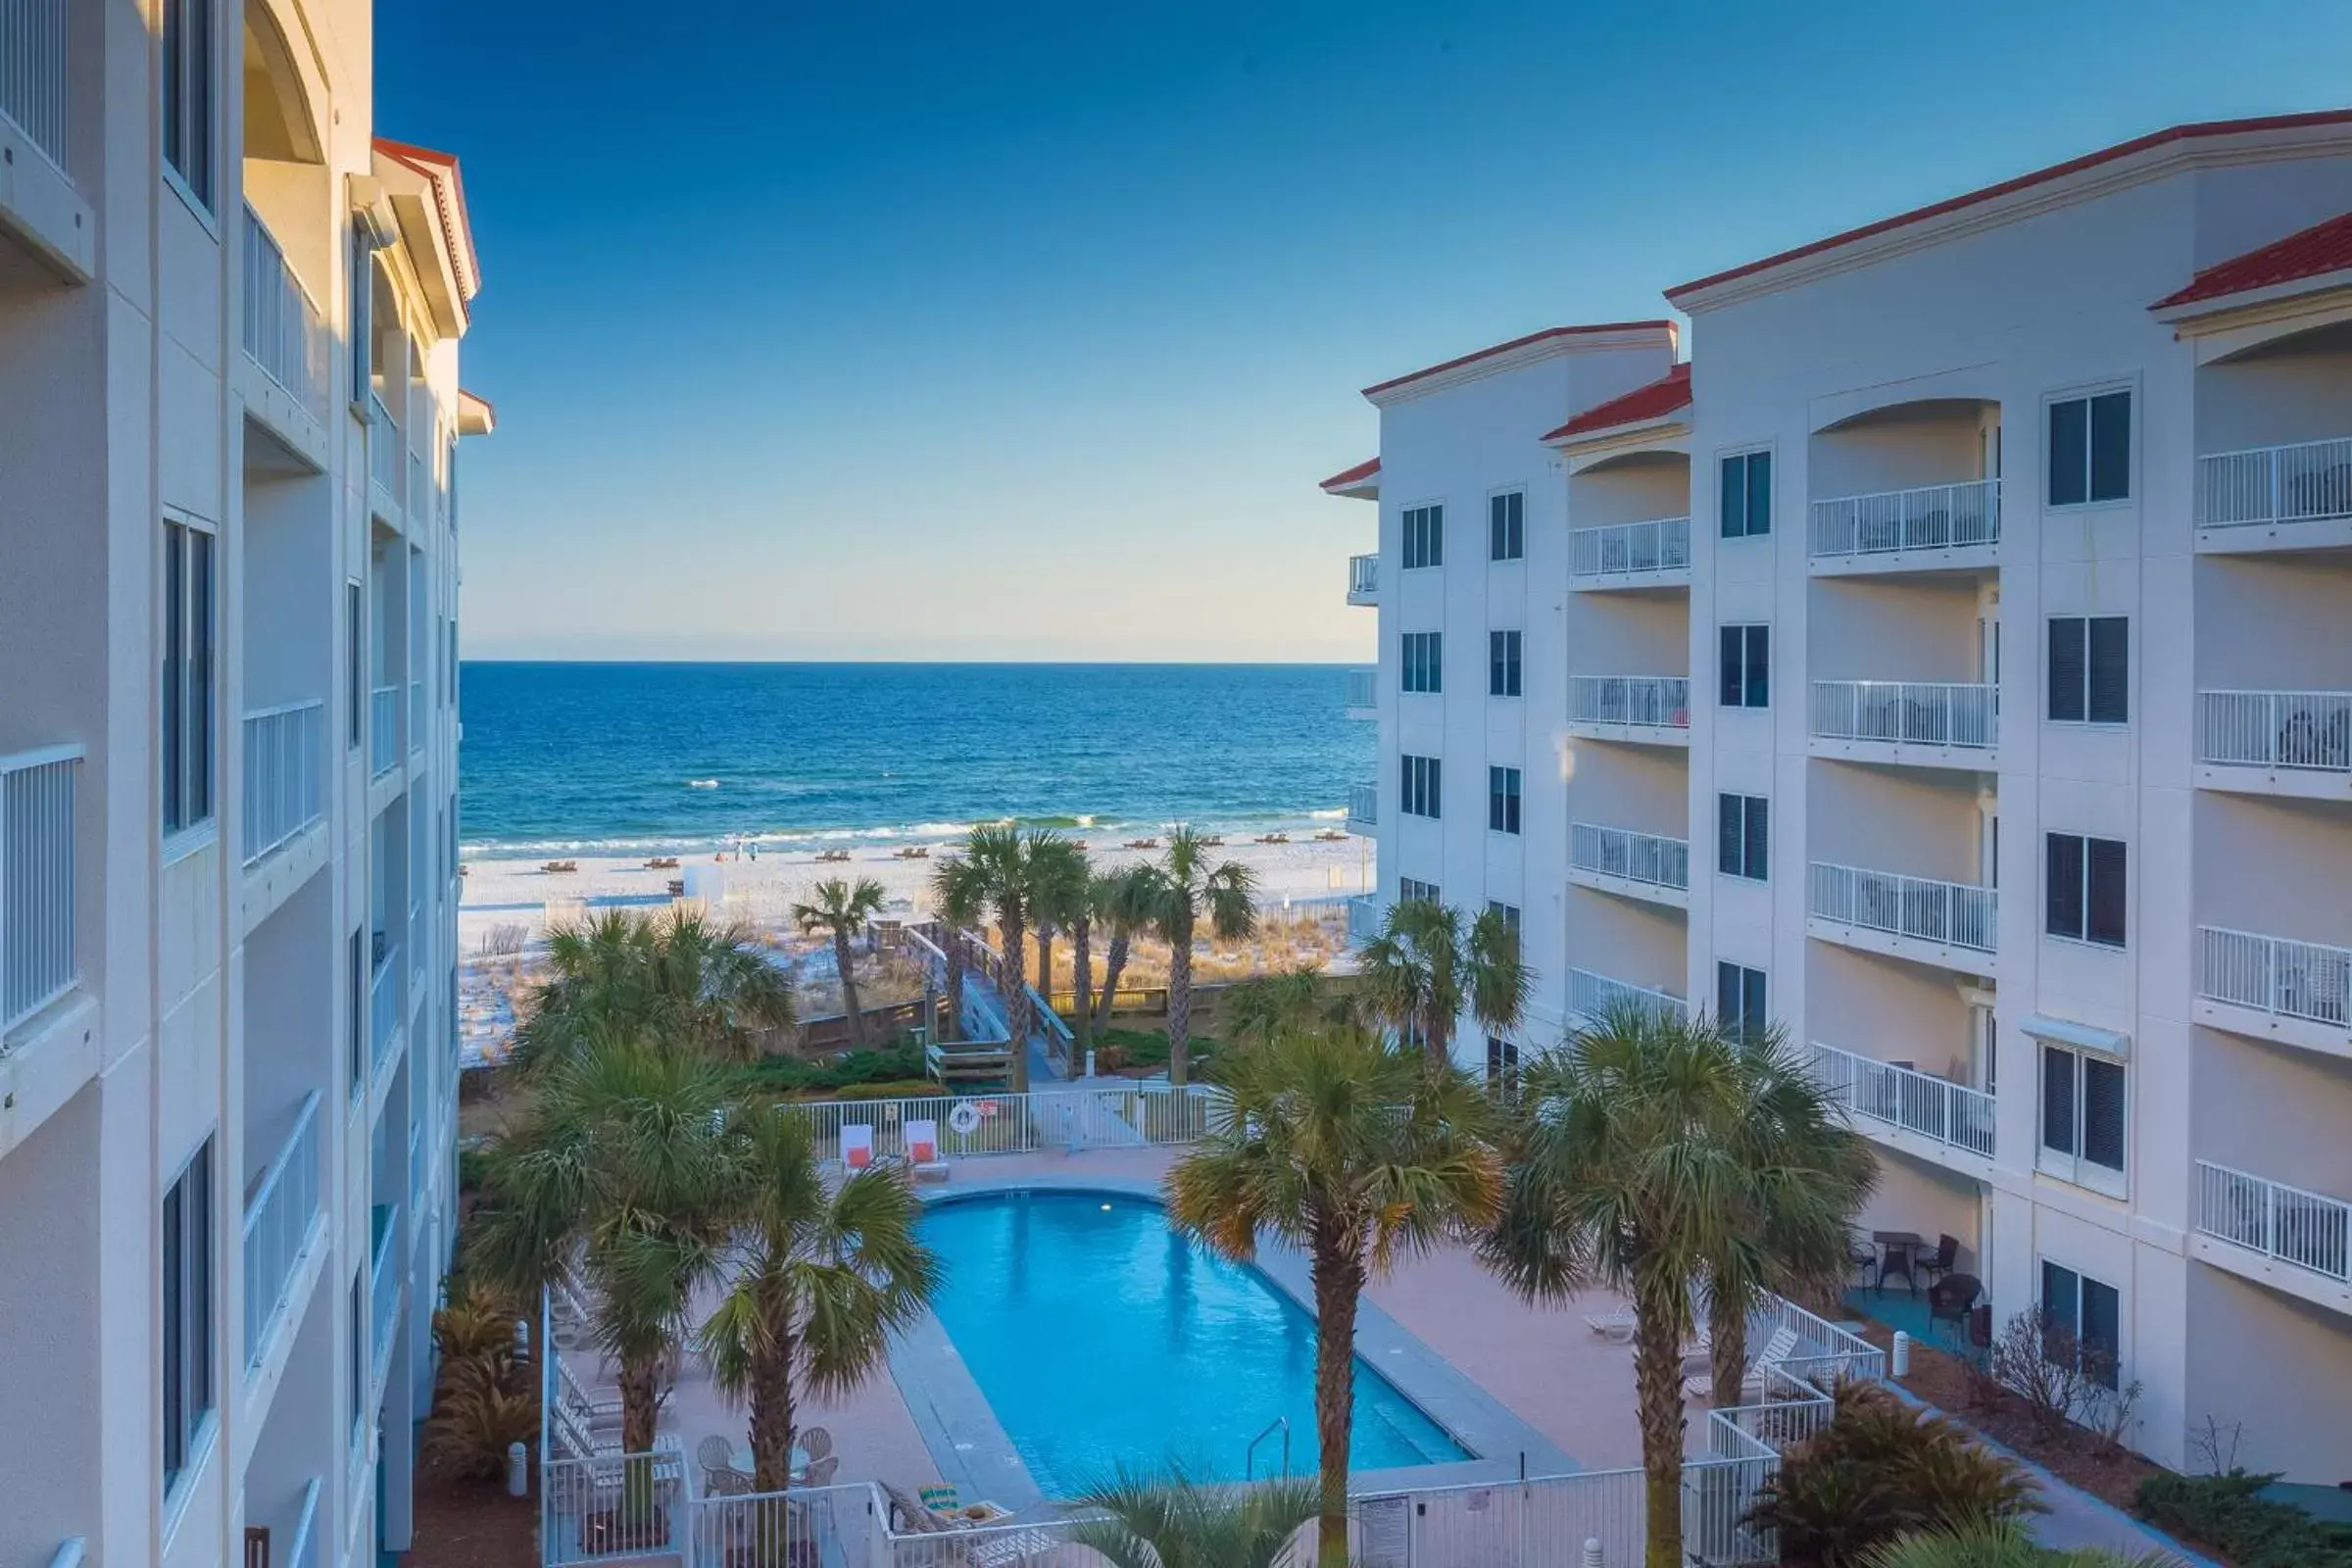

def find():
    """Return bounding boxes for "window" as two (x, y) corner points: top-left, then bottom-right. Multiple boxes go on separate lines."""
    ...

(1718, 794), (1769, 881)
(348, 927), (366, 1095)
(163, 1138), (215, 1494)
(1401, 504), (1444, 569)
(2047, 390), (2132, 507)
(1487, 901), (1521, 934)
(347, 581), (365, 749)
(1717, 962), (1768, 1039)
(1488, 766), (1522, 835)
(1401, 632), (1443, 694)
(161, 0), (215, 209)
(163, 516), (217, 834)
(1398, 877), (1441, 905)
(1720, 450), (1772, 538)
(1489, 630), (1522, 698)
(2039, 1044), (2127, 1190)
(2047, 616), (2129, 724)
(1399, 755), (1441, 819)
(2039, 1261), (2122, 1391)
(1720, 624), (1770, 709)
(1486, 1034), (1521, 1100)
(2045, 833), (2127, 948)
(1489, 491), (1525, 562)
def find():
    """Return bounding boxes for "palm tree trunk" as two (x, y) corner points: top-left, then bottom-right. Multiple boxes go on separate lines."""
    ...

(617, 1352), (664, 1529)
(1093, 932), (1131, 1036)
(1310, 1234), (1364, 1567)
(835, 928), (864, 1048)
(1424, 1005), (1450, 1079)
(1708, 1283), (1750, 1415)
(1166, 915), (1195, 1089)
(1071, 915), (1095, 1053)
(1632, 1278), (1689, 1568)
(748, 1334), (798, 1493)
(1035, 929), (1054, 1005)
(1000, 916), (1030, 1093)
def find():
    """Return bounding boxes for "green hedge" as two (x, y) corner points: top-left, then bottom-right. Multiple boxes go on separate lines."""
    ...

(730, 1041), (927, 1095)
(2136, 1471), (2352, 1567)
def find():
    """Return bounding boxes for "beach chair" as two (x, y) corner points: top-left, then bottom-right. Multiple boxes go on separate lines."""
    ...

(904, 1119), (950, 1183)
(1685, 1324), (1798, 1403)
(842, 1123), (876, 1171)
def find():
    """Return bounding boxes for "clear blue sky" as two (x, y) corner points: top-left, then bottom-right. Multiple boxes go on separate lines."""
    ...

(377, 0), (2352, 663)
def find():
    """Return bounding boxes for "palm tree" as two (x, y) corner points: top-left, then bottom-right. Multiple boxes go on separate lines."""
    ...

(961, 823), (1056, 1093)
(1146, 826), (1257, 1088)
(928, 855), (987, 1042)
(1026, 837), (1092, 1058)
(1067, 1467), (1320, 1568)
(1479, 1003), (1755, 1568)
(468, 1032), (738, 1457)
(1701, 1020), (1877, 1412)
(1864, 1520), (2174, 1568)
(1167, 1020), (1501, 1565)
(700, 1105), (939, 1492)
(791, 877), (888, 1049)
(1221, 966), (1347, 1048)
(1356, 899), (1530, 1078)
(511, 906), (796, 1075)
(1088, 863), (1165, 1041)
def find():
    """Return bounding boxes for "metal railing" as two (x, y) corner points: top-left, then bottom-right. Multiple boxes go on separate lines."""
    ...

(3, 744), (80, 1035)
(1810, 477), (2000, 559)
(284, 1478), (321, 1568)
(369, 684), (399, 777)
(2196, 1159), (2351, 1284)
(242, 702), (325, 866)
(1810, 679), (1997, 750)
(370, 948), (401, 1070)
(240, 207), (330, 421)
(2196, 435), (2352, 529)
(2198, 925), (2350, 1029)
(543, 1440), (687, 1564)
(1809, 1042), (1994, 1159)
(1810, 861), (1996, 955)
(1570, 515), (1690, 578)
(409, 679), (425, 755)
(1569, 675), (1690, 731)
(1348, 552), (1379, 600)
(368, 392), (398, 499)
(2197, 690), (2352, 772)
(1348, 781), (1377, 826)
(1568, 967), (1686, 1027)
(0, 0), (68, 170)
(368, 1202), (401, 1384)
(1348, 893), (1384, 942)
(1570, 821), (1690, 892)
(781, 1084), (1227, 1161)
(691, 1486), (880, 1568)
(1346, 667), (1376, 710)
(242, 1092), (322, 1369)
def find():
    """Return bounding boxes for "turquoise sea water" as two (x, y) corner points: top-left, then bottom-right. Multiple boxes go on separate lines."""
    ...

(457, 662), (1368, 856)
(916, 1190), (1467, 1495)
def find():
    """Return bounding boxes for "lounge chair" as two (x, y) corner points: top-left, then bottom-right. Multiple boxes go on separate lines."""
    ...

(904, 1119), (950, 1183)
(803, 1455), (839, 1487)
(799, 1426), (834, 1463)
(1122, 838), (1158, 851)
(1253, 832), (1289, 844)
(882, 1484), (1054, 1568)
(1684, 1324), (1798, 1403)
(1585, 1307), (1636, 1342)
(842, 1124), (875, 1172)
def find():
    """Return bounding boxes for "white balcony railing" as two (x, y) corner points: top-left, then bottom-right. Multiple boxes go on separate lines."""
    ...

(1810, 478), (2000, 559)
(1347, 781), (1377, 827)
(368, 392), (398, 499)
(1810, 1042), (1994, 1159)
(242, 1091), (322, 1369)
(284, 1479), (322, 1568)
(2197, 690), (2352, 773)
(240, 207), (330, 423)
(2197, 1160), (2350, 1284)
(2196, 436), (2352, 529)
(0, 0), (69, 170)
(2199, 925), (2350, 1030)
(1811, 680), (1997, 751)
(1348, 553), (1379, 602)
(409, 680), (424, 755)
(368, 685), (399, 777)
(1346, 668), (1376, 710)
(370, 948), (401, 1070)
(1347, 893), (1384, 942)
(368, 1203), (402, 1382)
(1569, 822), (1690, 892)
(1570, 516), (1690, 579)
(242, 701), (325, 866)
(3, 744), (81, 1035)
(1568, 967), (1686, 1027)
(1569, 675), (1690, 731)
(1810, 861), (1997, 955)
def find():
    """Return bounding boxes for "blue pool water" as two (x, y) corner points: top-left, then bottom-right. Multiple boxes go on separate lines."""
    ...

(917, 1190), (1468, 1496)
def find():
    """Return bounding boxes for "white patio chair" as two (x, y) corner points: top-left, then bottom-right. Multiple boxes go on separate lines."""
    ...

(904, 1118), (950, 1183)
(842, 1123), (876, 1171)
(1685, 1323), (1798, 1403)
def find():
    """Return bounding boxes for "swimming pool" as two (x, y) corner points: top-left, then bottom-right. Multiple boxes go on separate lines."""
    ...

(915, 1189), (1468, 1496)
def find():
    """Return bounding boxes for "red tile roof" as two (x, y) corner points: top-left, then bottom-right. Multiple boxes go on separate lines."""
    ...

(1361, 321), (1675, 399)
(2152, 208), (2352, 309)
(374, 136), (483, 303)
(1543, 362), (1692, 443)
(1320, 457), (1380, 491)
(1667, 110), (2352, 305)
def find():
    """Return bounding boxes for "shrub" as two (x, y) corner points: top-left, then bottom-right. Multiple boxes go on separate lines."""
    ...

(831, 1079), (951, 1102)
(2134, 1470), (2352, 1568)
(1749, 1383), (2042, 1568)
(1983, 1306), (2132, 1445)
(421, 1281), (538, 1482)
(730, 1041), (927, 1095)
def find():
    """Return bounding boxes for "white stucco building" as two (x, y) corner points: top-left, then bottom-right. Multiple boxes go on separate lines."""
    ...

(0, 2), (489, 1566)
(1330, 110), (2352, 1481)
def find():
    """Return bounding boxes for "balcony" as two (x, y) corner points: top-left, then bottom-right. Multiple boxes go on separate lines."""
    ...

(1809, 861), (1996, 969)
(370, 947), (402, 1074)
(239, 206), (330, 452)
(1567, 967), (1686, 1029)
(1346, 668), (1375, 720)
(2196, 925), (2350, 1059)
(1809, 479), (1999, 572)
(242, 702), (325, 866)
(369, 685), (399, 778)
(1810, 1042), (1994, 1173)
(242, 1092), (322, 1371)
(1347, 893), (1384, 943)
(1567, 676), (1690, 747)
(409, 679), (425, 757)
(1810, 680), (1997, 766)
(369, 1201), (402, 1389)
(368, 393), (399, 517)
(1570, 516), (1690, 589)
(2195, 436), (2352, 551)
(2, 744), (81, 1037)
(0, 0), (91, 278)
(2194, 1159), (2351, 1313)
(1347, 553), (1379, 607)
(1568, 821), (1690, 909)
(1347, 781), (1377, 834)
(2196, 690), (2352, 799)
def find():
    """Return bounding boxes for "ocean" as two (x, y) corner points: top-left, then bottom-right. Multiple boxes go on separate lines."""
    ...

(456, 662), (1371, 857)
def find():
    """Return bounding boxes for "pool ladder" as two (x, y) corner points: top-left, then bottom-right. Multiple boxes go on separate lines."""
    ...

(1246, 1416), (1291, 1479)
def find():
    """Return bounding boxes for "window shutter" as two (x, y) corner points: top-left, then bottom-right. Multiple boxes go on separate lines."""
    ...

(2048, 400), (2088, 507)
(1719, 794), (1742, 877)
(2046, 834), (2084, 939)
(2080, 1278), (2122, 1388)
(1720, 456), (1745, 538)
(2087, 618), (2129, 723)
(2082, 1057), (2126, 1170)
(1745, 627), (1770, 708)
(2048, 618), (2086, 722)
(2040, 1047), (2077, 1155)
(1427, 758), (1440, 818)
(2040, 1259), (2080, 1334)
(2088, 392), (2132, 503)
(1746, 797), (1769, 880)
(2086, 838), (2127, 947)
(1742, 967), (1767, 1034)
(1745, 450), (1772, 536)
(1720, 625), (1742, 706)
(1717, 961), (1741, 1023)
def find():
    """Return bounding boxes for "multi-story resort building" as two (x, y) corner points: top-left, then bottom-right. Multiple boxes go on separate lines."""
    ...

(0, 5), (488, 1568)
(1331, 110), (2352, 1482)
